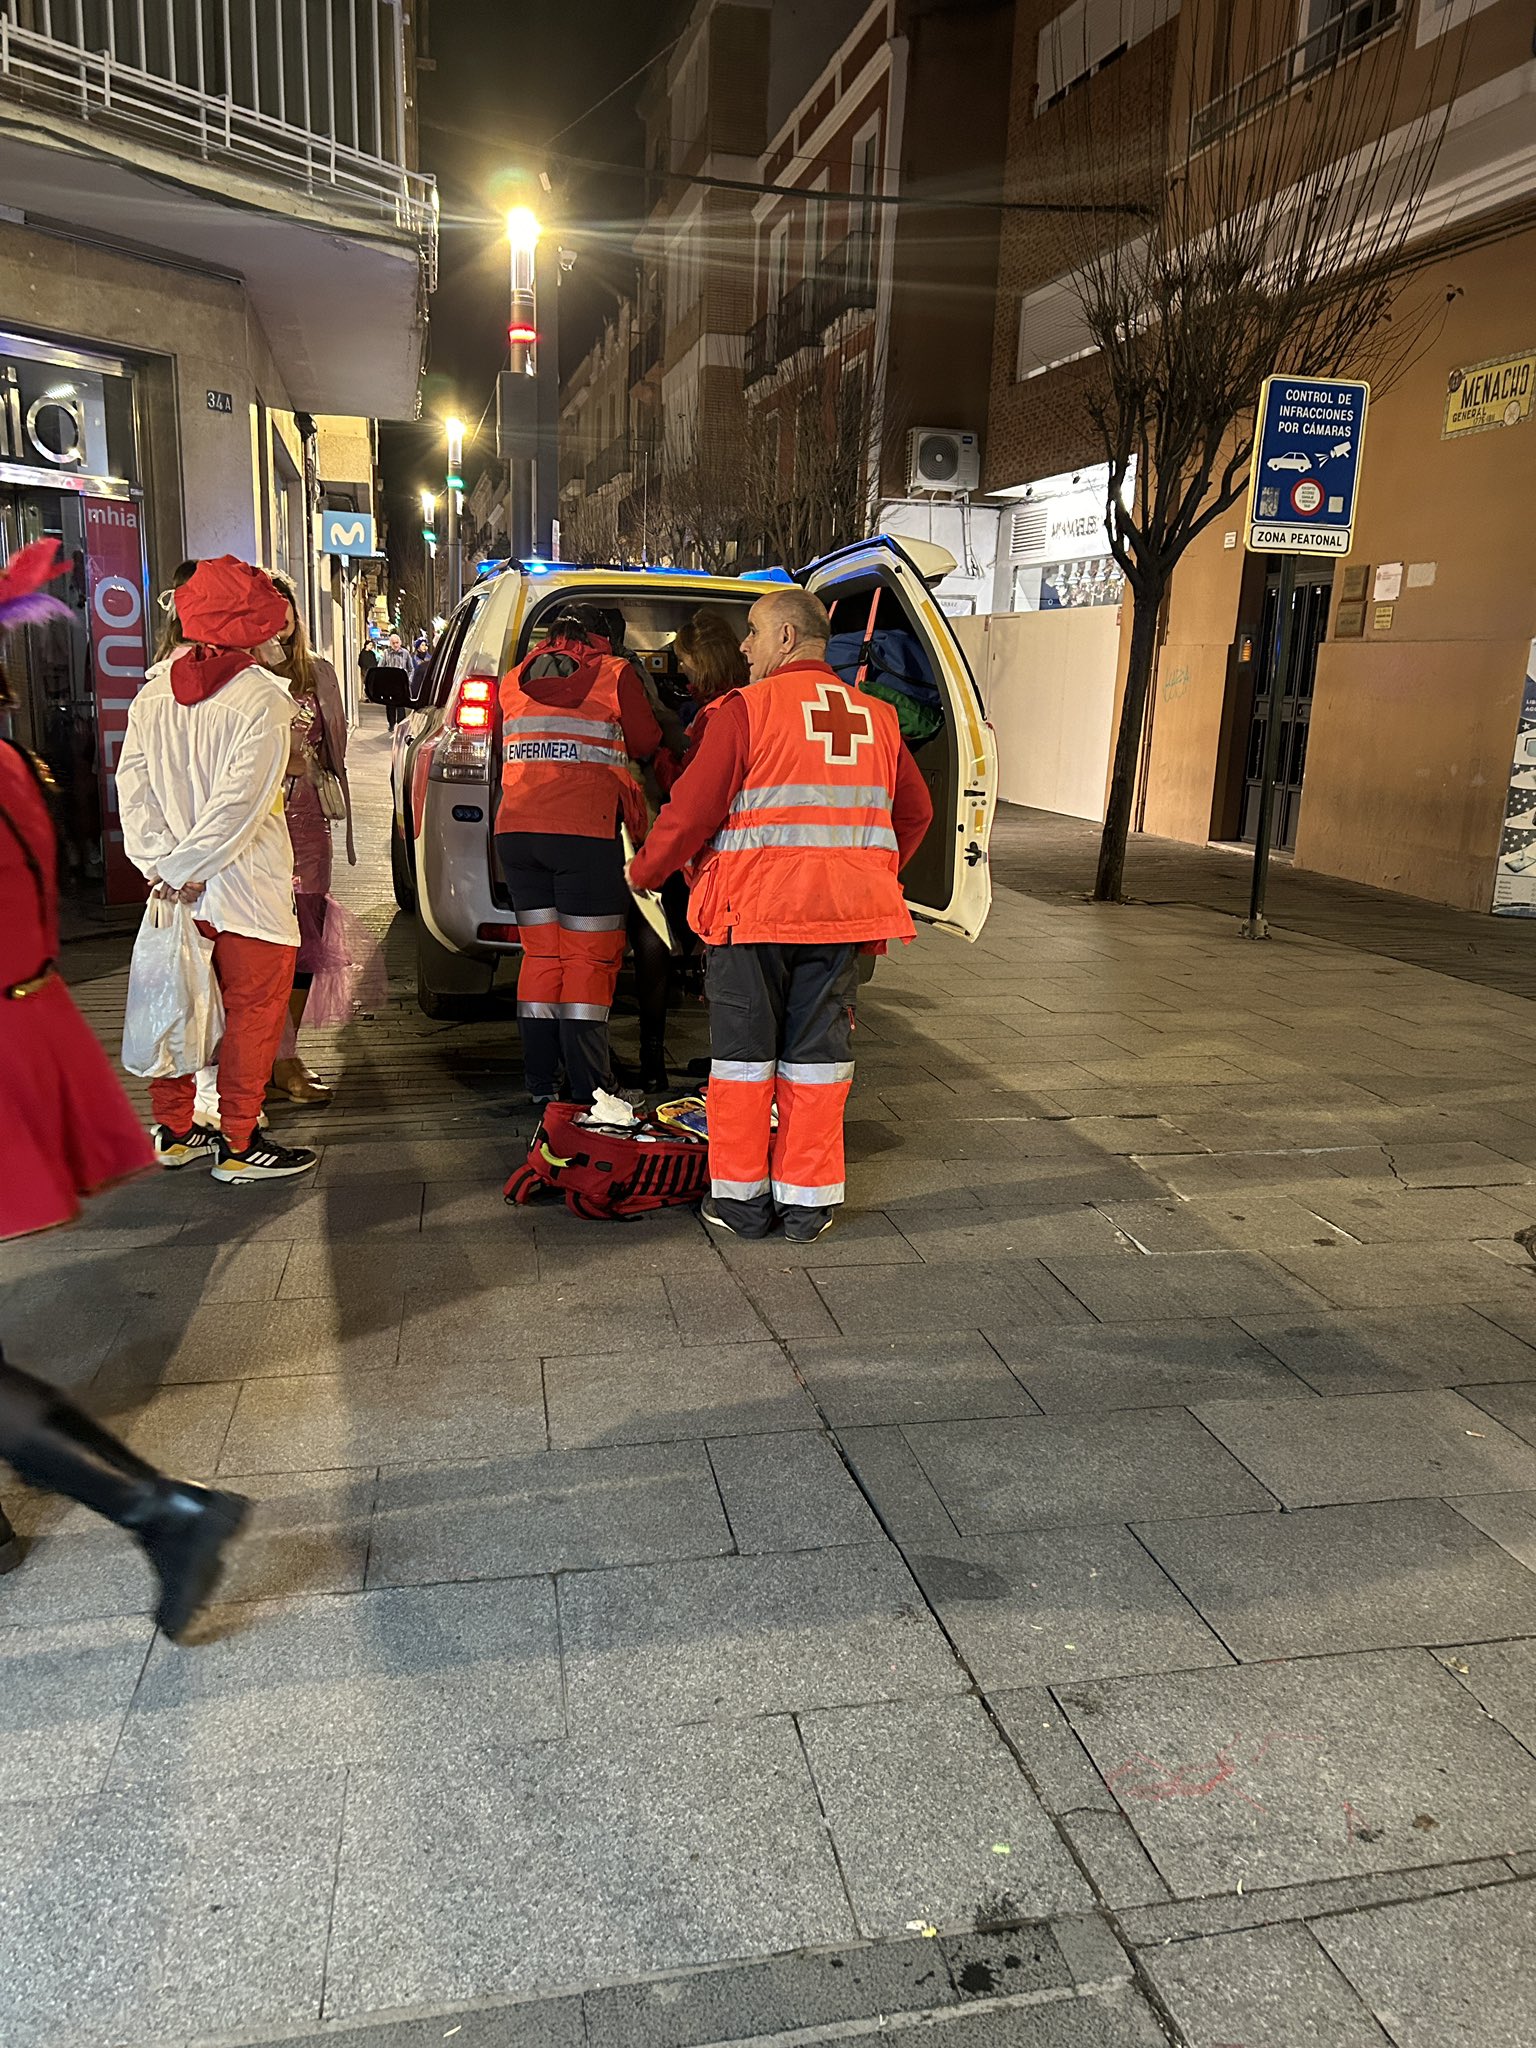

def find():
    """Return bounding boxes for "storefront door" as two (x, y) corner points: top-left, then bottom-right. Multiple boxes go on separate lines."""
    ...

(1239, 564), (1332, 853)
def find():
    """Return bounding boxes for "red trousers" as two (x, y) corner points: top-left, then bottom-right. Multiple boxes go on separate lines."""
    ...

(148, 926), (297, 1149)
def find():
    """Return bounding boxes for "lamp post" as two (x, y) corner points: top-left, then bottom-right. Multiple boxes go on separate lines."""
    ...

(421, 491), (438, 618)
(444, 419), (465, 609)
(506, 206), (540, 559)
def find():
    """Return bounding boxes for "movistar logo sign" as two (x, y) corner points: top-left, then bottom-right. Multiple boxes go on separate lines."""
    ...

(321, 512), (378, 558)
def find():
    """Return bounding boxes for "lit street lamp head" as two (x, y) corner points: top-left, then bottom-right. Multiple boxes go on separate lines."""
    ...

(506, 206), (541, 253)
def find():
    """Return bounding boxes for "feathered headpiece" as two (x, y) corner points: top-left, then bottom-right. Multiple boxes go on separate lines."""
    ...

(0, 538), (72, 635)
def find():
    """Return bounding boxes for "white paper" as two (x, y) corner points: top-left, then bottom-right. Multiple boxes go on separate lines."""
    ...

(1373, 562), (1403, 602)
(1406, 561), (1437, 589)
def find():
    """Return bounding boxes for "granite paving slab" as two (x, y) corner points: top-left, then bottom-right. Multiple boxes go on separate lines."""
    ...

(314, 1137), (514, 1184)
(1192, 1388), (1536, 1505)
(811, 1261), (1089, 1336)
(797, 1697), (1090, 1936)
(277, 1227), (540, 1298)
(1056, 1649), (1536, 1894)
(0, 1615), (151, 1801)
(398, 1279), (679, 1365)
(1040, 1250), (1330, 1323)
(100, 1294), (407, 1387)
(1435, 1636), (1536, 1750)
(543, 1343), (816, 1449)
(1266, 1240), (1535, 1308)
(988, 1688), (1121, 1816)
(790, 1333), (1041, 1427)
(0, 1771), (344, 2048)
(709, 1209), (924, 1268)
(177, 1179), (427, 1243)
(217, 1358), (547, 1473)
(1237, 1306), (1536, 1394)
(902, 1410), (1277, 1534)
(893, 1209), (1135, 1262)
(1138, 1923), (1386, 2048)
(366, 1443), (733, 1585)
(100, 1379), (238, 1476)
(1135, 1500), (1536, 1659)
(1117, 1860), (1518, 1946)
(1055, 1811), (1171, 1909)
(108, 1577), (563, 1783)
(909, 1526), (1231, 1689)
(323, 1719), (853, 2018)
(882, 1989), (1172, 2047)
(1302, 1182), (1532, 1243)
(1447, 1489), (1536, 1570)
(1313, 1878), (1536, 2048)
(559, 1544), (963, 1731)
(991, 1320), (1314, 1414)
(706, 1430), (879, 1551)
(1460, 1378), (1536, 1447)
(835, 1426), (962, 1545)
(1384, 1141), (1536, 1188)
(662, 1269), (774, 1345)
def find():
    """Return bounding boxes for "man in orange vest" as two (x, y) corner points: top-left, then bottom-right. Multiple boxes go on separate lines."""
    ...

(628, 586), (932, 1239)
(497, 603), (661, 1106)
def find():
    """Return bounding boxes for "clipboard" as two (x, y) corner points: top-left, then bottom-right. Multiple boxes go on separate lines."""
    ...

(622, 824), (677, 954)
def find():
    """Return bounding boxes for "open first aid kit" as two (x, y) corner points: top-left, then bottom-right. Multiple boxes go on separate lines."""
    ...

(504, 1096), (710, 1221)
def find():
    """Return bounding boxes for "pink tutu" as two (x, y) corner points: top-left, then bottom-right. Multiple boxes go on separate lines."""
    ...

(297, 895), (389, 1027)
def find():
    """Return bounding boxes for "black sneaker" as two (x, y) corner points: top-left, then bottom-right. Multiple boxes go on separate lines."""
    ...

(700, 1194), (774, 1240)
(211, 1135), (319, 1184)
(782, 1209), (837, 1244)
(153, 1124), (219, 1170)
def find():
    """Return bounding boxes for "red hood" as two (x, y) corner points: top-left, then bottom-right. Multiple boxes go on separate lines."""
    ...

(170, 647), (263, 705)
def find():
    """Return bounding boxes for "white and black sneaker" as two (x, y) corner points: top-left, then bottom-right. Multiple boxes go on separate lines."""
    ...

(211, 1135), (319, 1185)
(154, 1125), (219, 1171)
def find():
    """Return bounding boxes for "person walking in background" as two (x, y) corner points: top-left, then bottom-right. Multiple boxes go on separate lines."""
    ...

(496, 602), (661, 1108)
(116, 555), (318, 1184)
(410, 630), (433, 703)
(0, 539), (249, 1636)
(628, 586), (932, 1242)
(373, 631), (411, 728)
(265, 570), (356, 1105)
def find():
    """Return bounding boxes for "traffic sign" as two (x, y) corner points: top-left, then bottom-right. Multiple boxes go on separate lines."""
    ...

(1245, 375), (1368, 554)
(321, 510), (380, 558)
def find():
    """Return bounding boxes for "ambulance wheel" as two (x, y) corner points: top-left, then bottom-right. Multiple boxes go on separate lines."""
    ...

(504, 1166), (541, 1206)
(390, 814), (416, 911)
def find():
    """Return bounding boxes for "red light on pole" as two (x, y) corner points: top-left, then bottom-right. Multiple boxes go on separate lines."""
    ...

(508, 322), (540, 346)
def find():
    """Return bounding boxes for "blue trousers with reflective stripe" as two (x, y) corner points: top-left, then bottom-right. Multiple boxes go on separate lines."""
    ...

(496, 830), (628, 1104)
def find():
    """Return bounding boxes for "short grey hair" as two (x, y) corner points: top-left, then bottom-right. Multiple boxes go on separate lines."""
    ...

(761, 585), (831, 648)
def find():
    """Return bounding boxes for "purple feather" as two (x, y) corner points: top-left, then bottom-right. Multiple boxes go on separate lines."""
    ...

(0, 591), (72, 631)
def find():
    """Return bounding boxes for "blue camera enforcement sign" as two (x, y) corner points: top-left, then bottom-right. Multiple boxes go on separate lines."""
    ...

(1246, 375), (1369, 555)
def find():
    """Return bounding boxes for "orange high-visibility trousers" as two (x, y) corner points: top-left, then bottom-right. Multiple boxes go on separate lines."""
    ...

(704, 943), (859, 1233)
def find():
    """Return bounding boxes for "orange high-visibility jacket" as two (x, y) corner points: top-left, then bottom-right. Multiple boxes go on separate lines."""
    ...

(498, 649), (646, 839)
(688, 660), (917, 947)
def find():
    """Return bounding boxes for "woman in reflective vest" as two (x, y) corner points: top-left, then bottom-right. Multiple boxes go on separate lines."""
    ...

(628, 586), (933, 1242)
(495, 602), (661, 1106)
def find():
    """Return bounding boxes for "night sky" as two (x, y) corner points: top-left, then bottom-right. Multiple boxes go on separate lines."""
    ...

(377, 0), (676, 588)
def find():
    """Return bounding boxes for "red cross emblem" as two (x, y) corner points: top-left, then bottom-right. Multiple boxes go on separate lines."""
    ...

(803, 680), (874, 766)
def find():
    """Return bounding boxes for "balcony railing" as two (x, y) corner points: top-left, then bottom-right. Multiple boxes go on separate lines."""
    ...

(0, 2), (437, 273)
(817, 230), (878, 327)
(1190, 0), (1401, 153)
(586, 434), (633, 493)
(744, 275), (825, 386)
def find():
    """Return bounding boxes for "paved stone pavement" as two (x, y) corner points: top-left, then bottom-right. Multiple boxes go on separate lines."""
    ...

(5, 722), (1536, 2048)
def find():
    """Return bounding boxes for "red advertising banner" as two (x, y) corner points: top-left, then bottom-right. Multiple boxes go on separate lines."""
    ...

(83, 495), (150, 905)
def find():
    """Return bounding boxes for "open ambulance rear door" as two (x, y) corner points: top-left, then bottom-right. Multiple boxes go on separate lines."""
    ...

(799, 535), (997, 941)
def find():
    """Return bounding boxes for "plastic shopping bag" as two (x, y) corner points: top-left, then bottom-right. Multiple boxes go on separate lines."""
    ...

(120, 897), (225, 1078)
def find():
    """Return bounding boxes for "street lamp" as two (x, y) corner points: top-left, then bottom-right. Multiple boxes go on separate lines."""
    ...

(444, 419), (465, 607)
(506, 209), (541, 559)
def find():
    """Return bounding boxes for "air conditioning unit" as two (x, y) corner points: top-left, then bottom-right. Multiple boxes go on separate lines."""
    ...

(907, 428), (980, 495)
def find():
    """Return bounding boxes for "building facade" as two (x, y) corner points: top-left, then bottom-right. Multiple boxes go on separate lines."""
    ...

(970, 0), (1536, 908)
(0, 0), (434, 897)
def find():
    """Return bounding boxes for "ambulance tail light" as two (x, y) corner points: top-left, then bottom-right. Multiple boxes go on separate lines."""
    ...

(431, 675), (497, 783)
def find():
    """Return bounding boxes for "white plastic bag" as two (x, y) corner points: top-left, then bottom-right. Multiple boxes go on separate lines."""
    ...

(121, 897), (225, 1078)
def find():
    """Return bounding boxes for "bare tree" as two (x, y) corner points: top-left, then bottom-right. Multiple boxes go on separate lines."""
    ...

(649, 405), (748, 574)
(742, 344), (902, 569)
(1050, 4), (1462, 901)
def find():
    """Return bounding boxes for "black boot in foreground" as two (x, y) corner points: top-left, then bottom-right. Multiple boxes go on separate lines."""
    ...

(0, 1353), (250, 1638)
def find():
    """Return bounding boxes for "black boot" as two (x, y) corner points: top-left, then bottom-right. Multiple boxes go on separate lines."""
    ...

(0, 1357), (249, 1638)
(0, 1501), (21, 1576)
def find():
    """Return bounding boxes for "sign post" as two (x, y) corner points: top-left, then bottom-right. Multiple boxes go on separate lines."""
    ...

(1241, 374), (1369, 938)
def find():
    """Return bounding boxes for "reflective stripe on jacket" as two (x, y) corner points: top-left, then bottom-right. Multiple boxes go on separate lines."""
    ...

(688, 661), (915, 947)
(497, 649), (645, 839)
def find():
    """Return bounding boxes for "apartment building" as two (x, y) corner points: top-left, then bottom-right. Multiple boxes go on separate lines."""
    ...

(969, 0), (1536, 909)
(558, 302), (642, 563)
(743, 0), (1014, 586)
(0, 0), (434, 898)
